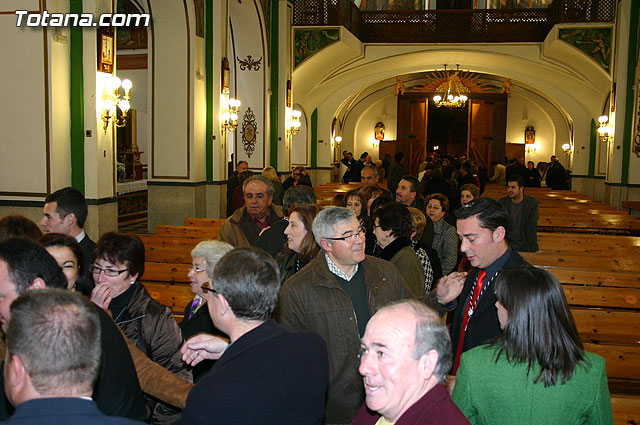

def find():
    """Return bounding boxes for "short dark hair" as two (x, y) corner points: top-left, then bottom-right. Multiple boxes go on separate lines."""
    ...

(39, 233), (93, 296)
(283, 185), (317, 216)
(212, 248), (280, 320)
(236, 160), (248, 168)
(369, 191), (395, 216)
(360, 153), (368, 160)
(394, 152), (405, 162)
(0, 215), (43, 242)
(494, 265), (584, 387)
(461, 161), (473, 174)
(507, 175), (525, 188)
(372, 202), (412, 240)
(0, 238), (67, 295)
(93, 232), (145, 279)
(400, 175), (419, 193)
(8, 289), (101, 395)
(45, 187), (89, 228)
(455, 197), (509, 233)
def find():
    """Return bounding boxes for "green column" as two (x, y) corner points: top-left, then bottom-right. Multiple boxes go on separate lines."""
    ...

(269, 0), (279, 168)
(205, 0), (214, 180)
(311, 108), (317, 168)
(70, 0), (85, 192)
(621, 0), (639, 183)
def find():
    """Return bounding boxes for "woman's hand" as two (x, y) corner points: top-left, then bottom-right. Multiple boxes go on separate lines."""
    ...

(91, 283), (114, 309)
(181, 333), (229, 366)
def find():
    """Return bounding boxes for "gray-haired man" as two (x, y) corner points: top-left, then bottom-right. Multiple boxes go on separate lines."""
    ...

(277, 207), (464, 425)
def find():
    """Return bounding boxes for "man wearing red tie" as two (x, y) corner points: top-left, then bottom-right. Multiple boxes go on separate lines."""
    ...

(445, 197), (529, 377)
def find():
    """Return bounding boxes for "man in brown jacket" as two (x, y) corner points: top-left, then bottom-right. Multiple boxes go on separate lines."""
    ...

(220, 176), (283, 247)
(277, 207), (465, 425)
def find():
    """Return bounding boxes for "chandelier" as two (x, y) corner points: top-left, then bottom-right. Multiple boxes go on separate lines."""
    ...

(432, 65), (469, 108)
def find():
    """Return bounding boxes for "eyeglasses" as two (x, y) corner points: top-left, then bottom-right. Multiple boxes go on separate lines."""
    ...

(324, 225), (366, 242)
(90, 264), (129, 277)
(189, 266), (206, 273)
(200, 284), (218, 295)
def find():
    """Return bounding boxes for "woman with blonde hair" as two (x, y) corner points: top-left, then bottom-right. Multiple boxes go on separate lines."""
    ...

(262, 166), (284, 205)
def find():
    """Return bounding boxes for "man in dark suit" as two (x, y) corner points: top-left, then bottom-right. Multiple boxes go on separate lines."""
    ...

(39, 187), (95, 283)
(438, 198), (528, 378)
(179, 248), (328, 425)
(0, 238), (146, 422)
(2, 288), (145, 425)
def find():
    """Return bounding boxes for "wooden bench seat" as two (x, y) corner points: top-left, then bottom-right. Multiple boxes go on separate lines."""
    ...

(155, 225), (222, 239)
(611, 394), (640, 424)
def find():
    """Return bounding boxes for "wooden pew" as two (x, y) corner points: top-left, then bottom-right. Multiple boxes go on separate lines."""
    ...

(155, 225), (221, 239)
(611, 394), (640, 424)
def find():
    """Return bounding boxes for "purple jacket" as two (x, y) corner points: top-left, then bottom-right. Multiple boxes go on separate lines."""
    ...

(351, 383), (470, 425)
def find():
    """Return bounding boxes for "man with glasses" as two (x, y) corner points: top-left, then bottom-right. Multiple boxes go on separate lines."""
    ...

(277, 207), (463, 425)
(179, 248), (328, 425)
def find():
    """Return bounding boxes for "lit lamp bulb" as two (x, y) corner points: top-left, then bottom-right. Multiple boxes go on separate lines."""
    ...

(335, 136), (342, 143)
(109, 76), (121, 92)
(118, 99), (130, 112)
(562, 143), (571, 150)
(433, 95), (442, 102)
(460, 95), (468, 101)
(447, 94), (454, 101)
(121, 79), (133, 93)
(598, 115), (609, 124)
(102, 98), (115, 112)
(222, 111), (230, 121)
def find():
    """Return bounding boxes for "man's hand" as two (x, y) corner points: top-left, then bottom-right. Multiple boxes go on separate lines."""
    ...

(435, 272), (467, 304)
(181, 334), (229, 366)
(90, 283), (114, 310)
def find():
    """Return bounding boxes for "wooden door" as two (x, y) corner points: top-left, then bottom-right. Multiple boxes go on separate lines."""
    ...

(397, 96), (428, 176)
(467, 100), (494, 171)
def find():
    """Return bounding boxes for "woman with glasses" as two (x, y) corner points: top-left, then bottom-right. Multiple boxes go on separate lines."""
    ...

(90, 232), (191, 425)
(40, 232), (93, 296)
(372, 202), (425, 297)
(276, 204), (321, 285)
(182, 240), (233, 382)
(452, 265), (613, 424)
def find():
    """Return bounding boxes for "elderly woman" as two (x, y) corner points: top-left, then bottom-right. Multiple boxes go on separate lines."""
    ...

(276, 204), (321, 284)
(40, 232), (93, 296)
(426, 193), (458, 275)
(90, 232), (191, 424)
(372, 202), (425, 296)
(452, 266), (613, 424)
(262, 166), (284, 205)
(182, 239), (233, 382)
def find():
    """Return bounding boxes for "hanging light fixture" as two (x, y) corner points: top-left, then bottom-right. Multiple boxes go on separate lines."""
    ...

(432, 65), (469, 108)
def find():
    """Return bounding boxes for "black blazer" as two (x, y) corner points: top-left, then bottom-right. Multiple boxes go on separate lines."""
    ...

(450, 251), (528, 363)
(3, 398), (146, 425)
(178, 320), (328, 425)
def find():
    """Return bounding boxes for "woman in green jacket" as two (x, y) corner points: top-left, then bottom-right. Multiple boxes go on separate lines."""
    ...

(451, 265), (613, 425)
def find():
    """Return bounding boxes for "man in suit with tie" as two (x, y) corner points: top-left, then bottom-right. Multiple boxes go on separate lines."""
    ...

(2, 288), (145, 425)
(39, 187), (95, 281)
(441, 197), (528, 377)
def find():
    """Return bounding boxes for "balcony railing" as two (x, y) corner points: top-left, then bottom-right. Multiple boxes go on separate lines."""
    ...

(292, 0), (616, 44)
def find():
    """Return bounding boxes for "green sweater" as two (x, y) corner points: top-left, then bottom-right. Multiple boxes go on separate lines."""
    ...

(451, 345), (613, 425)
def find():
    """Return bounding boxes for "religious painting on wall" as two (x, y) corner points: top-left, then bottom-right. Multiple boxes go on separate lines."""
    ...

(294, 29), (339, 68)
(359, 0), (422, 10)
(559, 28), (612, 74)
(116, 0), (148, 49)
(487, 0), (551, 8)
(98, 28), (114, 73)
(375, 122), (385, 140)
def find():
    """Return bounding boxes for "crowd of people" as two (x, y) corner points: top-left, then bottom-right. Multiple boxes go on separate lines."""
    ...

(0, 151), (612, 425)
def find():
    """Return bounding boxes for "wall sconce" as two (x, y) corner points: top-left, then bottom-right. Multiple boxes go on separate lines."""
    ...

(286, 109), (301, 136)
(334, 136), (342, 144)
(561, 143), (572, 155)
(222, 97), (241, 132)
(101, 75), (132, 132)
(525, 143), (538, 154)
(597, 115), (613, 143)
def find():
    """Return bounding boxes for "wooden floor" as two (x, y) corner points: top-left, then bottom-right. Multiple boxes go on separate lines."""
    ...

(135, 183), (640, 424)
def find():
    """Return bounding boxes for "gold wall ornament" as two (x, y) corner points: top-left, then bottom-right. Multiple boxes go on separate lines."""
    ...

(241, 107), (258, 158)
